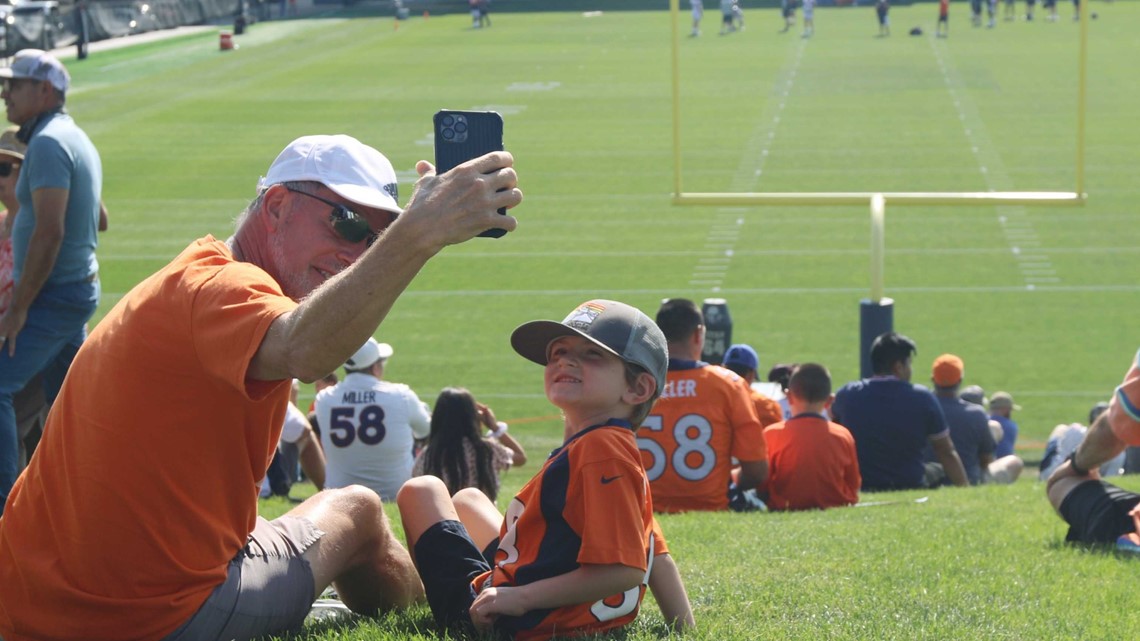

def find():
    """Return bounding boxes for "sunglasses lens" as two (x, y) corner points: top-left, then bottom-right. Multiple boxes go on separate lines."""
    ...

(331, 209), (372, 244)
(0, 164), (11, 178)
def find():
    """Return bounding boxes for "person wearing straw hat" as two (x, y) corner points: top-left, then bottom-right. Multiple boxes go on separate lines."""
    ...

(0, 134), (521, 640)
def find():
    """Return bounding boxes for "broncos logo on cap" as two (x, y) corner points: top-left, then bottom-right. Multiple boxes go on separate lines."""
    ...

(383, 182), (398, 201)
(563, 300), (606, 331)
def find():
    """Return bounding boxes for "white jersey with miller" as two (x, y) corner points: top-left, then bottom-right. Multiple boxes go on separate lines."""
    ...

(314, 372), (432, 500)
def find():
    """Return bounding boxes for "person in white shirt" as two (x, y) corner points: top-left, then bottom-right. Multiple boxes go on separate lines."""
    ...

(315, 338), (431, 500)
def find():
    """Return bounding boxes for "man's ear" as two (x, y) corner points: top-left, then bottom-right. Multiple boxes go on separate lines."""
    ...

(261, 185), (290, 232)
(623, 372), (656, 406)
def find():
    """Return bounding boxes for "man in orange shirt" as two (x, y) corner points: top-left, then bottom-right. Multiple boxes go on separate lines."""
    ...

(721, 343), (784, 427)
(0, 135), (523, 641)
(762, 363), (860, 511)
(638, 298), (767, 512)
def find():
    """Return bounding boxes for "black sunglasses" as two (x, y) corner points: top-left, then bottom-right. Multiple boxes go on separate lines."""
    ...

(285, 187), (381, 246)
(0, 162), (17, 178)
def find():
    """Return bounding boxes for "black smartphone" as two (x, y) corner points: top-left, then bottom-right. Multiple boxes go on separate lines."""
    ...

(433, 109), (508, 238)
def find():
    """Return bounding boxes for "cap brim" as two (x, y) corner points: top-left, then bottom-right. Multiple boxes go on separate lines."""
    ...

(0, 150), (23, 161)
(510, 320), (622, 365)
(328, 182), (403, 216)
(376, 343), (394, 359)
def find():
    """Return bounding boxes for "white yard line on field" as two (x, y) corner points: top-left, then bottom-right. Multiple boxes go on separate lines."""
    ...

(689, 38), (808, 291)
(929, 36), (1058, 290)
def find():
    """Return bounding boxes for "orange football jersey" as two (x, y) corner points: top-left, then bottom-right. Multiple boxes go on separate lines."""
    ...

(639, 362), (766, 512)
(473, 421), (668, 641)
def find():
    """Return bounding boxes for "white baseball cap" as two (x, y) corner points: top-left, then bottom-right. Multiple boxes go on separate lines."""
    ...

(0, 49), (69, 93)
(345, 338), (394, 370)
(258, 135), (403, 215)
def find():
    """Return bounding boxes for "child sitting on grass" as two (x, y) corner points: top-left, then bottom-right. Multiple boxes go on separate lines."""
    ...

(397, 299), (695, 639)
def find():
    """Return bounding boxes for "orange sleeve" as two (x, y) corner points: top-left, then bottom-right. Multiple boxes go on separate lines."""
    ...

(729, 381), (766, 462)
(754, 396), (785, 427)
(189, 261), (297, 399)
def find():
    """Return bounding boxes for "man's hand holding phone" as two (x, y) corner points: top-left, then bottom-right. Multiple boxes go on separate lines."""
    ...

(397, 151), (521, 253)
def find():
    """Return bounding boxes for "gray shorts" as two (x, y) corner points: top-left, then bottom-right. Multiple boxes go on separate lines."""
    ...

(162, 515), (325, 641)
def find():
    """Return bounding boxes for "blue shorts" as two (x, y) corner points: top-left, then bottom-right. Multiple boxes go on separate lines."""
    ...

(1060, 480), (1140, 545)
(413, 520), (499, 634)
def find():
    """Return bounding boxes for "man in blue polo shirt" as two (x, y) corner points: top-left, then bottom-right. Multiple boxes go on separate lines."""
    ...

(831, 332), (968, 491)
(0, 49), (102, 513)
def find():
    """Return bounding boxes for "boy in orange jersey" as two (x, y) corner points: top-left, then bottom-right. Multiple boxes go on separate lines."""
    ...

(762, 363), (861, 511)
(397, 300), (695, 640)
(640, 298), (767, 513)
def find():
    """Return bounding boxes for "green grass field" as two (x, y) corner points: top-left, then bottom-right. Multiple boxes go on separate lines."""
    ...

(58, 2), (1140, 637)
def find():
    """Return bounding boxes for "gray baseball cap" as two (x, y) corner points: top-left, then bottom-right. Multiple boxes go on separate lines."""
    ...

(511, 299), (668, 397)
(0, 49), (69, 92)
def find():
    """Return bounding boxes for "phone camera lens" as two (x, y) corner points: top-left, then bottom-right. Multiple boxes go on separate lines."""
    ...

(454, 121), (467, 134)
(441, 128), (455, 140)
(441, 115), (454, 126)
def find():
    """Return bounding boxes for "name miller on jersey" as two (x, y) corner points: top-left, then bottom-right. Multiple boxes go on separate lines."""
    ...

(660, 379), (698, 399)
(340, 391), (378, 404)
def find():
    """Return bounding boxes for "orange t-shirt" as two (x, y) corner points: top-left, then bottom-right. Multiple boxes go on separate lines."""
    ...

(638, 362), (765, 512)
(762, 414), (861, 511)
(0, 236), (297, 641)
(475, 421), (667, 641)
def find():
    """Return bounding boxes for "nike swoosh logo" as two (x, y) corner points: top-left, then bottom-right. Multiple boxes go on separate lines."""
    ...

(601, 475), (623, 484)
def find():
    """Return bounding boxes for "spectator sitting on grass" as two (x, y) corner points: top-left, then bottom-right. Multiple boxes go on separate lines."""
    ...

(640, 298), (767, 512)
(926, 354), (1023, 485)
(768, 362), (796, 419)
(722, 343), (784, 427)
(1047, 349), (1140, 553)
(412, 386), (527, 502)
(314, 337), (431, 501)
(831, 331), (968, 491)
(989, 391), (1022, 458)
(762, 363), (860, 511)
(959, 384), (1004, 445)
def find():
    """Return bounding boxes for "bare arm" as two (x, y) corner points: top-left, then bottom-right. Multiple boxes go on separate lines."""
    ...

(737, 459), (768, 489)
(0, 187), (67, 355)
(98, 200), (108, 232)
(479, 402), (527, 467)
(297, 427), (326, 490)
(497, 431), (527, 467)
(248, 153), (521, 382)
(930, 434), (969, 487)
(469, 563), (644, 630)
(647, 553), (695, 632)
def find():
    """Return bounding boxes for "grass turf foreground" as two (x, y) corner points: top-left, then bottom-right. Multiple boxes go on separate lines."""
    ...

(62, 2), (1140, 638)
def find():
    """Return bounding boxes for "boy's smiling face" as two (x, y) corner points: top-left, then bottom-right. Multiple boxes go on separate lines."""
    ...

(544, 335), (629, 420)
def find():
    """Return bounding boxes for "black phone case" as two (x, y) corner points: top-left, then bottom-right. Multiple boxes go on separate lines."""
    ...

(433, 110), (507, 238)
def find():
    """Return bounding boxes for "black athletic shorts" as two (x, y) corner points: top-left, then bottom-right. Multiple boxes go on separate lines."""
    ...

(1059, 480), (1140, 545)
(414, 520), (499, 632)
